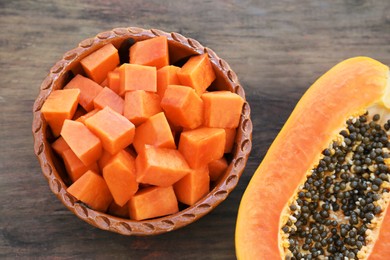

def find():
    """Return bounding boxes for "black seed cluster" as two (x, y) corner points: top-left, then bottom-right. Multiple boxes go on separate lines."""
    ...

(284, 113), (390, 260)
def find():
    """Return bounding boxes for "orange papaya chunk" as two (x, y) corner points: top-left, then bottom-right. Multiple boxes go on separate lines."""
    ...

(51, 136), (70, 158)
(123, 90), (162, 126)
(135, 145), (191, 187)
(103, 149), (138, 207)
(133, 112), (176, 153)
(178, 127), (226, 168)
(119, 63), (157, 96)
(208, 157), (228, 182)
(235, 57), (390, 259)
(85, 106), (135, 155)
(173, 166), (210, 206)
(60, 119), (102, 166)
(67, 170), (113, 212)
(128, 186), (179, 220)
(129, 36), (169, 69)
(224, 128), (237, 153)
(80, 43), (119, 84)
(62, 149), (99, 182)
(161, 85), (203, 129)
(107, 70), (120, 95)
(201, 91), (244, 128)
(41, 88), (80, 137)
(157, 65), (180, 98)
(63, 74), (103, 111)
(93, 86), (124, 114)
(177, 54), (216, 95)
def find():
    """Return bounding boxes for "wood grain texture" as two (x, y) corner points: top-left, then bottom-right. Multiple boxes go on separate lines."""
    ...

(0, 0), (389, 259)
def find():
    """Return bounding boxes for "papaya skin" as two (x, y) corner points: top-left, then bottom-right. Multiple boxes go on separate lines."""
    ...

(235, 57), (389, 259)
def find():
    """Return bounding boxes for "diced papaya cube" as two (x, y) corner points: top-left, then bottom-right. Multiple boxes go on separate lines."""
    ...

(132, 112), (176, 153)
(64, 74), (103, 111)
(75, 108), (100, 124)
(157, 65), (180, 97)
(224, 128), (237, 153)
(103, 150), (138, 206)
(161, 85), (203, 129)
(178, 127), (226, 168)
(60, 119), (102, 166)
(177, 54), (216, 95)
(201, 91), (244, 128)
(208, 157), (228, 182)
(72, 106), (87, 121)
(84, 106), (135, 155)
(67, 170), (113, 212)
(62, 149), (99, 182)
(93, 87), (124, 114)
(129, 36), (169, 69)
(41, 89), (80, 137)
(135, 145), (191, 187)
(80, 43), (120, 84)
(107, 70), (120, 95)
(119, 64), (157, 96)
(108, 200), (129, 218)
(128, 186), (178, 220)
(51, 136), (70, 157)
(123, 90), (162, 126)
(174, 166), (210, 206)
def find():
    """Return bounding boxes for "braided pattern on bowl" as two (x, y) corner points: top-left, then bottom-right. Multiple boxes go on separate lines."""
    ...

(32, 27), (252, 235)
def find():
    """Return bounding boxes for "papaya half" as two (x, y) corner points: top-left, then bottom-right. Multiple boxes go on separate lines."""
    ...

(236, 57), (390, 259)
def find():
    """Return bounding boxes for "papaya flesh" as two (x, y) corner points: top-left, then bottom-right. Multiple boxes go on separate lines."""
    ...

(236, 57), (390, 259)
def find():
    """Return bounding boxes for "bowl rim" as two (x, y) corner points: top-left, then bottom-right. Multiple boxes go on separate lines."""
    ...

(32, 27), (253, 235)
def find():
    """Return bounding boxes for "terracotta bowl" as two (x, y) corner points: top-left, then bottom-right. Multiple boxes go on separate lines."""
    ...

(32, 27), (252, 235)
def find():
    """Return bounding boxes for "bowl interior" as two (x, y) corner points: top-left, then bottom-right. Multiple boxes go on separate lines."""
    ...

(32, 27), (252, 235)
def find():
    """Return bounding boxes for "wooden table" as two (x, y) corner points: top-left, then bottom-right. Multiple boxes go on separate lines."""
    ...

(1, 0), (389, 259)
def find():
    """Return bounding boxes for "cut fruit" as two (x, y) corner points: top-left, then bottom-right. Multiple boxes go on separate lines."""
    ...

(174, 166), (210, 206)
(84, 106), (135, 155)
(119, 63), (157, 95)
(235, 57), (390, 259)
(128, 186), (179, 220)
(202, 91), (244, 129)
(80, 43), (120, 84)
(93, 86), (124, 114)
(135, 145), (191, 187)
(177, 53), (216, 95)
(123, 90), (162, 126)
(62, 149), (99, 182)
(161, 85), (203, 129)
(63, 74), (103, 112)
(60, 119), (102, 166)
(107, 70), (120, 95)
(157, 65), (180, 98)
(129, 36), (169, 69)
(178, 127), (226, 169)
(132, 112), (176, 153)
(51, 136), (70, 158)
(103, 149), (138, 207)
(41, 89), (80, 137)
(208, 157), (228, 182)
(67, 170), (113, 212)
(224, 128), (237, 153)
